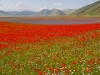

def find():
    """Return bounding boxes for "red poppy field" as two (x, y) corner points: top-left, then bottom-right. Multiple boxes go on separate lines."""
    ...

(0, 21), (100, 75)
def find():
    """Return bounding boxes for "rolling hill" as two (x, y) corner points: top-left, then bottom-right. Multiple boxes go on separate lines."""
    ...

(72, 1), (100, 16)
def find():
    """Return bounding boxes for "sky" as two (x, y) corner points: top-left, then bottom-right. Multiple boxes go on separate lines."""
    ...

(0, 0), (98, 11)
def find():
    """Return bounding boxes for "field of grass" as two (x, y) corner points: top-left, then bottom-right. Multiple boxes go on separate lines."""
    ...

(0, 21), (100, 75)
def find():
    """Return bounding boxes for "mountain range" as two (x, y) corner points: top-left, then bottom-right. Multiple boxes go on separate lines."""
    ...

(0, 9), (75, 16)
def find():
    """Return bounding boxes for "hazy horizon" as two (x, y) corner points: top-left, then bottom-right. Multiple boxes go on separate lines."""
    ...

(0, 0), (98, 11)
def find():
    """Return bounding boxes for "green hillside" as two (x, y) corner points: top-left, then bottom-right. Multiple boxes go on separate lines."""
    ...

(72, 1), (100, 16)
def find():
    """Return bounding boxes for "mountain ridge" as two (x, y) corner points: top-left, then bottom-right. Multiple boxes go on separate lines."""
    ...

(0, 9), (75, 16)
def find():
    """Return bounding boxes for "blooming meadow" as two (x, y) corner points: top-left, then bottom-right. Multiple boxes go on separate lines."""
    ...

(0, 22), (100, 75)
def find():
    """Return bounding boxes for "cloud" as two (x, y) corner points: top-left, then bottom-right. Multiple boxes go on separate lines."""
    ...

(39, 6), (47, 10)
(0, 2), (47, 11)
(54, 3), (62, 6)
(16, 2), (26, 8)
(0, 2), (28, 11)
(15, 2), (27, 11)
(0, 5), (9, 11)
(0, 5), (3, 7)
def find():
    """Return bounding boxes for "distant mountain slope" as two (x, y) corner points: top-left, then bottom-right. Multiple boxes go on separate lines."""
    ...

(38, 9), (65, 16)
(50, 9), (65, 15)
(63, 9), (76, 15)
(38, 9), (51, 15)
(0, 10), (9, 16)
(72, 1), (100, 15)
(8, 10), (35, 16)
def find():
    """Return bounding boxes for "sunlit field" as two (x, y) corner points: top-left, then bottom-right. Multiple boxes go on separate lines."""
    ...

(0, 20), (100, 75)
